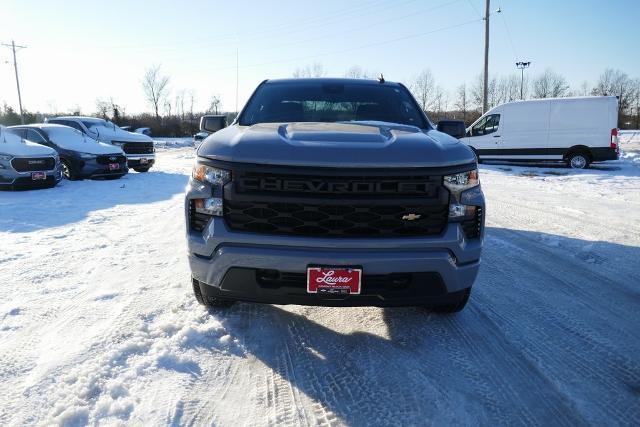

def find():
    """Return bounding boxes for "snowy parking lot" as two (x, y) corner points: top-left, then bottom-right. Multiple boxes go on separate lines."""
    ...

(1, 144), (639, 426)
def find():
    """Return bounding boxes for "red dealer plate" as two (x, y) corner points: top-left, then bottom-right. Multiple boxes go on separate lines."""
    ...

(31, 171), (46, 180)
(108, 163), (120, 171)
(307, 267), (362, 295)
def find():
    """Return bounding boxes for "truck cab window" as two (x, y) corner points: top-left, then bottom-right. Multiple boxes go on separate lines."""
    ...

(471, 114), (500, 136)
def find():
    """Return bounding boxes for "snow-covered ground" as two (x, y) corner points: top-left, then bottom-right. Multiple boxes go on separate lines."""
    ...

(1, 147), (639, 426)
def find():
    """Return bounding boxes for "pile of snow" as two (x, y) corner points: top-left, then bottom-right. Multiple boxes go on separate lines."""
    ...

(153, 137), (196, 149)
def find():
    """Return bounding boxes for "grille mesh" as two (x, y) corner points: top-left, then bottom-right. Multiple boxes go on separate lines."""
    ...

(224, 199), (448, 237)
(11, 157), (56, 172)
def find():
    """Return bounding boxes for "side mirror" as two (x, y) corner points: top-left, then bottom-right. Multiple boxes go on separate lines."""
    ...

(436, 120), (466, 139)
(200, 115), (227, 133)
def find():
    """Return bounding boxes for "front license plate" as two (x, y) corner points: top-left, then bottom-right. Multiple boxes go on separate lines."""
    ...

(139, 158), (149, 164)
(31, 171), (46, 180)
(108, 163), (120, 171)
(307, 267), (362, 295)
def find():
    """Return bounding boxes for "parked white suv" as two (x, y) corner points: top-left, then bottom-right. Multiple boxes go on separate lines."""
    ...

(46, 116), (156, 172)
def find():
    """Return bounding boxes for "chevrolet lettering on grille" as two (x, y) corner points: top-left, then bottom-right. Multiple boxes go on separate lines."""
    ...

(240, 177), (432, 194)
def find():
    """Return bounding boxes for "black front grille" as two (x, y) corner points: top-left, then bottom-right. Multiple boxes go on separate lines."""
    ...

(11, 157), (56, 172)
(96, 154), (127, 164)
(118, 142), (154, 155)
(189, 200), (211, 231)
(461, 207), (483, 239)
(10, 176), (57, 190)
(223, 166), (450, 238)
(225, 200), (448, 237)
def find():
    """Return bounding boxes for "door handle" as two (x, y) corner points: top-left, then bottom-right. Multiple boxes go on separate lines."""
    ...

(493, 135), (501, 138)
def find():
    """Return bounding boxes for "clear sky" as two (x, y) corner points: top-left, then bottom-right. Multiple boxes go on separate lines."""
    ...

(2, 0), (639, 115)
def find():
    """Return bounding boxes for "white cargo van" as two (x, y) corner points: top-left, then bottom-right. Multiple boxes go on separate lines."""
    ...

(460, 96), (619, 168)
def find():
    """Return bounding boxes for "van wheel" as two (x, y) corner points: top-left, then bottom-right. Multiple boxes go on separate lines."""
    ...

(61, 160), (78, 180)
(425, 288), (471, 313)
(567, 151), (590, 169)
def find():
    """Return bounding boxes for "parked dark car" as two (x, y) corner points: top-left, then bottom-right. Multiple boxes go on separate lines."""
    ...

(45, 117), (155, 172)
(7, 125), (128, 180)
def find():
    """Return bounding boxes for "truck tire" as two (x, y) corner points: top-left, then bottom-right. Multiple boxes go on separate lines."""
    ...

(192, 278), (235, 308)
(426, 288), (471, 313)
(566, 151), (590, 169)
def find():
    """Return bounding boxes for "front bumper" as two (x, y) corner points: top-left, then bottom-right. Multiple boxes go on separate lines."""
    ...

(0, 167), (62, 190)
(187, 205), (484, 307)
(78, 159), (128, 179)
(125, 154), (155, 168)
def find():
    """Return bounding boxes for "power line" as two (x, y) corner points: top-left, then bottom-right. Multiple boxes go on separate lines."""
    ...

(191, 0), (466, 67)
(1, 40), (26, 124)
(201, 17), (483, 73)
(499, 7), (519, 59)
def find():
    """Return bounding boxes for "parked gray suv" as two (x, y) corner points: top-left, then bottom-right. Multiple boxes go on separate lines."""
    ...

(185, 78), (485, 312)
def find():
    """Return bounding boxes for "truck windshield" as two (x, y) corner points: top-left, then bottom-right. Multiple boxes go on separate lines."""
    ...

(239, 81), (430, 129)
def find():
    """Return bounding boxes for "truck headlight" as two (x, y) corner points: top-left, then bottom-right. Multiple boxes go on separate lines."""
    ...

(191, 163), (231, 218)
(444, 169), (481, 221)
(0, 154), (12, 161)
(192, 164), (231, 187)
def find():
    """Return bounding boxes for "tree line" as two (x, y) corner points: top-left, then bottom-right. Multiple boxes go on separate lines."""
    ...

(1, 64), (639, 133)
(293, 62), (640, 128)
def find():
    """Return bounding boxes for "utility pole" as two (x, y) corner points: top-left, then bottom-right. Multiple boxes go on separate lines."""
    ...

(235, 48), (239, 114)
(516, 61), (531, 100)
(1, 40), (27, 124)
(482, 0), (490, 114)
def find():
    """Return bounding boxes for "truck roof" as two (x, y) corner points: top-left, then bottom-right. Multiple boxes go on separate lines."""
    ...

(264, 77), (402, 87)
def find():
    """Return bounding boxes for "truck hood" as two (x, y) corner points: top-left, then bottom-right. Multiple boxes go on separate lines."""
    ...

(91, 126), (152, 143)
(197, 122), (475, 168)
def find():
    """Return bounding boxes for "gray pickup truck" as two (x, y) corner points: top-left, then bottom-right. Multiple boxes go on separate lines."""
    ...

(185, 78), (484, 312)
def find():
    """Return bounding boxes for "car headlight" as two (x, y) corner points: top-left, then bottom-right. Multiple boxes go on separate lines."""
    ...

(444, 169), (481, 221)
(191, 162), (231, 217)
(79, 153), (97, 159)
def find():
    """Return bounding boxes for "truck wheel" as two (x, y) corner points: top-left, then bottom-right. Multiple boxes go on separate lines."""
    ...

(192, 278), (235, 308)
(61, 160), (78, 180)
(567, 151), (590, 169)
(426, 288), (471, 313)
(133, 167), (151, 173)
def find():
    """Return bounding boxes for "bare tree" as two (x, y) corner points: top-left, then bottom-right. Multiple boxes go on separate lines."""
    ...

(592, 68), (634, 116)
(292, 62), (326, 78)
(455, 84), (468, 122)
(174, 89), (186, 121)
(344, 65), (375, 79)
(532, 69), (569, 98)
(95, 98), (110, 119)
(208, 95), (221, 114)
(410, 69), (435, 112)
(142, 64), (170, 120)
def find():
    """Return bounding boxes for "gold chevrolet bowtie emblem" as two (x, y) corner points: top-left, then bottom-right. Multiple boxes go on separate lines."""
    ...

(402, 213), (422, 221)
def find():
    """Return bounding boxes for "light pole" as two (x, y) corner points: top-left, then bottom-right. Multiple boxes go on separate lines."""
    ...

(516, 61), (530, 100)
